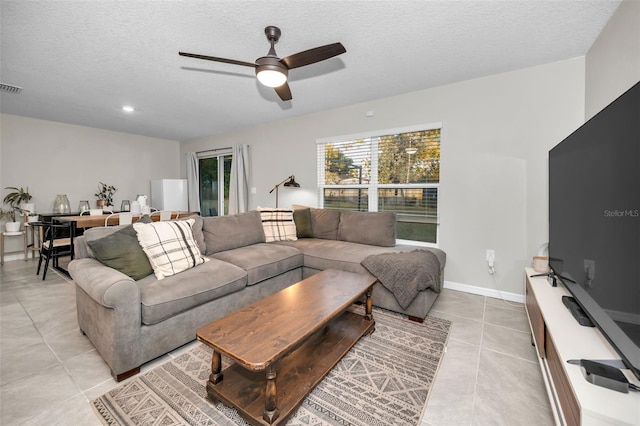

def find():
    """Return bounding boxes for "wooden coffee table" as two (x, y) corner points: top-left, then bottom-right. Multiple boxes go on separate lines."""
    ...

(196, 269), (377, 426)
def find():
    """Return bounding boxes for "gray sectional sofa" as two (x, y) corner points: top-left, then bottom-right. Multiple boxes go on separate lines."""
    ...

(69, 208), (446, 381)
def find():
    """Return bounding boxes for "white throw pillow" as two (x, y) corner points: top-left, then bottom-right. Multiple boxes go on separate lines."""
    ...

(133, 219), (208, 280)
(257, 207), (298, 242)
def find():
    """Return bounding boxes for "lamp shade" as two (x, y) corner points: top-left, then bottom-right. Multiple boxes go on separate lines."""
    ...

(257, 70), (287, 87)
(283, 176), (300, 188)
(255, 57), (288, 87)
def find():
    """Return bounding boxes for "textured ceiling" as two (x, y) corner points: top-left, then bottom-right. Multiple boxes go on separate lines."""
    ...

(0, 1), (621, 142)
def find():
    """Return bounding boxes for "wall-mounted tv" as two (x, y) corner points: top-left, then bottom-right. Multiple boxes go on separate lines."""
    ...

(549, 81), (639, 380)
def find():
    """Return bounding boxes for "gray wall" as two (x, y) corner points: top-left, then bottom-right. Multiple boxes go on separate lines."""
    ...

(181, 58), (586, 298)
(1, 114), (181, 251)
(585, 0), (640, 119)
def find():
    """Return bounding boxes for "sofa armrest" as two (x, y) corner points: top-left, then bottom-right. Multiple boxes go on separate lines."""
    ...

(69, 258), (143, 378)
(69, 258), (141, 308)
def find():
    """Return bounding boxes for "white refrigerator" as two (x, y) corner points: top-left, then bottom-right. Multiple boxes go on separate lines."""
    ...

(151, 179), (188, 211)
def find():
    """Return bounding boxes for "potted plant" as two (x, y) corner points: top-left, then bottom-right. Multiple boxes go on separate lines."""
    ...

(95, 182), (117, 208)
(4, 186), (32, 210)
(0, 207), (21, 232)
(3, 186), (32, 232)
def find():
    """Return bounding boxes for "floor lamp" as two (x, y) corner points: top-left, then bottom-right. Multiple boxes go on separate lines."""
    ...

(269, 175), (300, 208)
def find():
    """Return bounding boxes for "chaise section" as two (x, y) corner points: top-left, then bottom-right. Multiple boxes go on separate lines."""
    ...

(275, 238), (447, 321)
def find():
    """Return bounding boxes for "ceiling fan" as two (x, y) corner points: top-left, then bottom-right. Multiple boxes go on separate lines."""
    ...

(179, 26), (346, 101)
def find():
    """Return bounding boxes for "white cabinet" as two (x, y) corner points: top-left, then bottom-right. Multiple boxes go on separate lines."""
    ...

(524, 268), (640, 425)
(151, 179), (188, 211)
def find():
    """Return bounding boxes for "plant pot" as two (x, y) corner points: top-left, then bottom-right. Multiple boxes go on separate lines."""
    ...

(5, 221), (21, 233)
(96, 200), (107, 208)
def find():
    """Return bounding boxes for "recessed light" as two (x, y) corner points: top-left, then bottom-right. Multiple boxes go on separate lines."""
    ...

(122, 105), (135, 112)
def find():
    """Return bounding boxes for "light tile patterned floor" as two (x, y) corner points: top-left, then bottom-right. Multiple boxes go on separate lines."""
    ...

(0, 258), (553, 425)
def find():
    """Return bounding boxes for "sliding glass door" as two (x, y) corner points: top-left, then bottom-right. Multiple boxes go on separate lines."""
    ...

(198, 154), (232, 216)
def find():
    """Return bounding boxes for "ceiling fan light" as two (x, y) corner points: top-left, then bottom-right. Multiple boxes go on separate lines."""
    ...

(257, 69), (287, 87)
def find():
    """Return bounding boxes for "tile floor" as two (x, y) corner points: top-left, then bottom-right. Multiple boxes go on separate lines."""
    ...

(0, 258), (554, 425)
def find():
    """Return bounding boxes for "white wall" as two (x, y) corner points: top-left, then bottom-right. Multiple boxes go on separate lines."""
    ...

(585, 0), (640, 119)
(1, 114), (181, 252)
(181, 58), (585, 296)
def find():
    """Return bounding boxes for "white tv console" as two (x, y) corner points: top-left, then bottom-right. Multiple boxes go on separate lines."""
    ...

(524, 268), (640, 425)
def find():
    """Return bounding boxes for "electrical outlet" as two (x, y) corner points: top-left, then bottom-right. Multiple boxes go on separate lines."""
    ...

(486, 249), (495, 263)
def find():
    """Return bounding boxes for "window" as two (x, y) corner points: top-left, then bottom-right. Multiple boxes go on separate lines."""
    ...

(318, 124), (441, 245)
(198, 150), (232, 216)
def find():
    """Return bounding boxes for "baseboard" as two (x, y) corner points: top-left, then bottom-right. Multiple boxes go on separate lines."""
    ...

(443, 280), (525, 304)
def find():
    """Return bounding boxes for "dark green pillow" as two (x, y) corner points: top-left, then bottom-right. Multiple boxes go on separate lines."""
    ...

(87, 225), (153, 280)
(293, 208), (314, 238)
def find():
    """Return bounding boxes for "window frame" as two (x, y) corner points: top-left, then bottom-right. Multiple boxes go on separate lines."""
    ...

(317, 123), (442, 247)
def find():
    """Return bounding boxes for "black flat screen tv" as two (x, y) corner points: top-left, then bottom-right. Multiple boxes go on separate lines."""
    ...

(549, 81), (640, 380)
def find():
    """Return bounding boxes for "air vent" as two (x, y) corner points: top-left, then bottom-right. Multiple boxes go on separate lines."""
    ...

(0, 83), (23, 94)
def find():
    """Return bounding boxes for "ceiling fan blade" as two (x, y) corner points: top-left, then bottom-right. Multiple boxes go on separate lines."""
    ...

(280, 43), (346, 70)
(274, 82), (292, 101)
(178, 52), (256, 68)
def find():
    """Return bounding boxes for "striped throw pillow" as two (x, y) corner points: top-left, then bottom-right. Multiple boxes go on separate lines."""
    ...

(133, 219), (208, 280)
(258, 207), (298, 242)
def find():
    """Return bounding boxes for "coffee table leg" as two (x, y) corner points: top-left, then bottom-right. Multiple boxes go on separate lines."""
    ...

(263, 365), (280, 424)
(210, 350), (223, 384)
(365, 287), (373, 321)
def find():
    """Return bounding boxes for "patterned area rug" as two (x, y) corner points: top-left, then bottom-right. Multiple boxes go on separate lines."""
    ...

(93, 307), (451, 426)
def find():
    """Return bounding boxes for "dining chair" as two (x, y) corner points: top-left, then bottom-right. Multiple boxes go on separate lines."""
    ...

(32, 222), (74, 280)
(150, 210), (172, 221)
(104, 212), (133, 226)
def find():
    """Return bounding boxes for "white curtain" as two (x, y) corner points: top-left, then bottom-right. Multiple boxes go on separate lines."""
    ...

(186, 152), (200, 213)
(228, 144), (250, 214)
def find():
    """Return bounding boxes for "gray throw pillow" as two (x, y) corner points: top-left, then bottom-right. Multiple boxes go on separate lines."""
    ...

(87, 225), (153, 280)
(293, 208), (314, 238)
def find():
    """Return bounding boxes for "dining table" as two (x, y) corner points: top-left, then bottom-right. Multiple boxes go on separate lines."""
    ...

(53, 211), (196, 230)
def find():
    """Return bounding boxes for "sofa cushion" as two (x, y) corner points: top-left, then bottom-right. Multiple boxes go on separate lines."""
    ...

(293, 207), (313, 238)
(134, 219), (208, 280)
(258, 207), (298, 242)
(137, 258), (247, 325)
(337, 211), (396, 247)
(309, 208), (340, 240)
(86, 225), (153, 280)
(212, 243), (303, 286)
(202, 211), (265, 255)
(174, 214), (206, 254)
